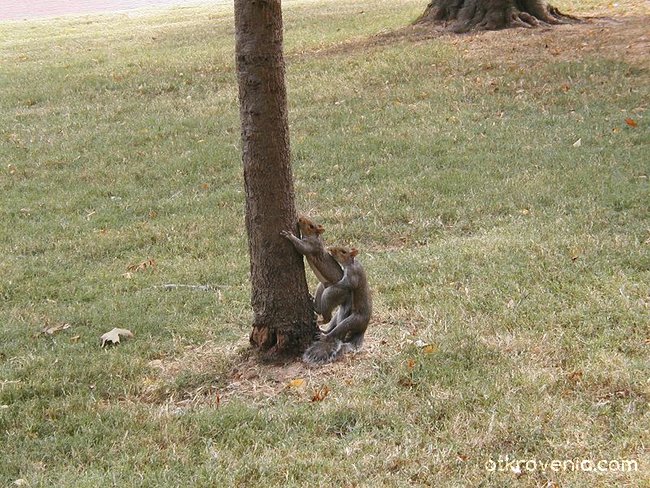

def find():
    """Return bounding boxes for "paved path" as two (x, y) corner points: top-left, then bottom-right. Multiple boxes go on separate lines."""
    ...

(0, 0), (224, 21)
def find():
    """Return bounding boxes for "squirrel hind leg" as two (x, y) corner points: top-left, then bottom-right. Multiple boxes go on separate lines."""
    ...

(345, 332), (365, 351)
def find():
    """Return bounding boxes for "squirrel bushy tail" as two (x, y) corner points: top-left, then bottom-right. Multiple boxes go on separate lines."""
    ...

(303, 336), (364, 365)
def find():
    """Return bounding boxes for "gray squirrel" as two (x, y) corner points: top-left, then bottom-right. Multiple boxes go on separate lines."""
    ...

(303, 246), (371, 365)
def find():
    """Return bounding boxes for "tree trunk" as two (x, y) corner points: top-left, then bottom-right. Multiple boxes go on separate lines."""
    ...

(234, 0), (317, 359)
(416, 0), (577, 32)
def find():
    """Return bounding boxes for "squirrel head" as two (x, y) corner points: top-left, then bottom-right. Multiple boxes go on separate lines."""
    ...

(298, 216), (324, 236)
(327, 246), (357, 264)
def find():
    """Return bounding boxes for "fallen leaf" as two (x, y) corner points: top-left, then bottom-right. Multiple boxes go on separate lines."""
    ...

(311, 385), (330, 402)
(398, 376), (416, 388)
(100, 328), (134, 347)
(573, 138), (582, 147)
(568, 370), (583, 383)
(288, 378), (305, 388)
(625, 118), (638, 128)
(127, 258), (156, 272)
(406, 358), (416, 370)
(422, 344), (437, 354)
(42, 322), (71, 335)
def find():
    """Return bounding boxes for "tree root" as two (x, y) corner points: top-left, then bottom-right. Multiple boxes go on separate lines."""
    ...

(417, 0), (580, 32)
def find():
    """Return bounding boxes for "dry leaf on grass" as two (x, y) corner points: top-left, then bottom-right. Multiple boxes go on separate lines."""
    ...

(41, 322), (71, 335)
(625, 117), (638, 128)
(127, 258), (156, 272)
(567, 370), (583, 383)
(214, 392), (221, 407)
(100, 328), (134, 347)
(398, 376), (416, 388)
(288, 378), (305, 388)
(422, 344), (437, 354)
(414, 340), (438, 354)
(311, 385), (330, 402)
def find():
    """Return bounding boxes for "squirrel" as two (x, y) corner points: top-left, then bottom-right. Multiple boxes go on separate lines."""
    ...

(303, 246), (371, 365)
(280, 216), (348, 322)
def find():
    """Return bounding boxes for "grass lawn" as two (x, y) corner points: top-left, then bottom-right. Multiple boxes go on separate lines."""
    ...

(1, 0), (648, 486)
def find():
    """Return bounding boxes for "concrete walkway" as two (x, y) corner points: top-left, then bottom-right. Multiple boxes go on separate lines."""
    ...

(0, 0), (225, 21)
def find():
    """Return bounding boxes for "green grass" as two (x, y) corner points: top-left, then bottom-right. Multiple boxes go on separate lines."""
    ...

(1, 0), (649, 486)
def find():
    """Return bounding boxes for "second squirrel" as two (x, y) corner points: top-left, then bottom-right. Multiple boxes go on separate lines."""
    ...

(303, 246), (371, 365)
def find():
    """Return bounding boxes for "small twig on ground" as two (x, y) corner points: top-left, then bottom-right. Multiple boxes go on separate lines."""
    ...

(161, 284), (218, 292)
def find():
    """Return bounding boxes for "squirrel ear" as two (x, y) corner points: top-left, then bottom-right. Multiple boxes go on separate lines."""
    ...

(350, 248), (358, 257)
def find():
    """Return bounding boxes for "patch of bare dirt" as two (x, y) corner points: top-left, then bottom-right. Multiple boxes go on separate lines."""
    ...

(301, 15), (649, 69)
(139, 327), (397, 412)
(452, 15), (650, 68)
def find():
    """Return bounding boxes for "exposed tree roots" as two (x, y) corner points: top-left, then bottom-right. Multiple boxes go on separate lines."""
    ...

(416, 0), (579, 32)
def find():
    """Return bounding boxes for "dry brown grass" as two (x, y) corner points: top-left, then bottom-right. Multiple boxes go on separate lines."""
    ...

(139, 321), (403, 410)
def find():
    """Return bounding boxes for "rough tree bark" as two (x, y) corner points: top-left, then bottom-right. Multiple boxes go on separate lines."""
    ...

(416, 0), (577, 32)
(234, 0), (317, 359)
